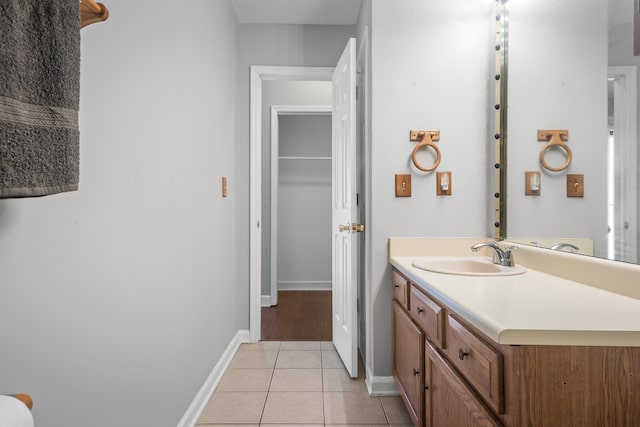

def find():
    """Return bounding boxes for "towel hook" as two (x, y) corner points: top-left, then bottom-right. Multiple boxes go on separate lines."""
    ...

(537, 129), (572, 172)
(410, 130), (441, 172)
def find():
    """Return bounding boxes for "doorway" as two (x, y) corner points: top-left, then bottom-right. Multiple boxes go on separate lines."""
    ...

(263, 106), (333, 341)
(249, 66), (335, 344)
(607, 66), (638, 263)
(250, 39), (360, 378)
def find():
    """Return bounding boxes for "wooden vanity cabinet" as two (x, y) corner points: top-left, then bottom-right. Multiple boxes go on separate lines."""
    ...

(392, 267), (640, 427)
(393, 270), (503, 427)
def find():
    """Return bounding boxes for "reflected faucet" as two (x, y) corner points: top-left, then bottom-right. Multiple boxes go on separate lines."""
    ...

(550, 243), (580, 253)
(470, 241), (516, 267)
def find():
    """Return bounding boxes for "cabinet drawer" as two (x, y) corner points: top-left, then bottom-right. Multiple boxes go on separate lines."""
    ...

(446, 315), (504, 414)
(392, 270), (409, 309)
(409, 286), (445, 349)
(425, 341), (504, 427)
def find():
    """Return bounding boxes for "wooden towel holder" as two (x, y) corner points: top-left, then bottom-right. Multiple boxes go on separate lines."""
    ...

(80, 0), (109, 29)
(537, 129), (572, 172)
(410, 130), (442, 172)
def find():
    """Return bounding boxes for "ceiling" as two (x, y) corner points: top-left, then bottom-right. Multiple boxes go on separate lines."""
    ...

(229, 0), (362, 25)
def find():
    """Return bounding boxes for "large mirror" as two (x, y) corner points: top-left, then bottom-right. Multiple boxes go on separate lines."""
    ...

(502, 0), (639, 264)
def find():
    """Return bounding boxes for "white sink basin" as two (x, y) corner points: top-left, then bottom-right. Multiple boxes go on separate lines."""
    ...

(411, 257), (527, 276)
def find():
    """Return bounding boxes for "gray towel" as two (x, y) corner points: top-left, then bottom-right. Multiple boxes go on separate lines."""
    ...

(0, 1), (80, 198)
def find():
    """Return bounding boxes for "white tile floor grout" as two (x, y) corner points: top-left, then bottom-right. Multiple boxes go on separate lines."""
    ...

(196, 341), (413, 426)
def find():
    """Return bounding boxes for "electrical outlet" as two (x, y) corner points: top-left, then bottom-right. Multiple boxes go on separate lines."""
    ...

(436, 172), (452, 195)
(525, 171), (541, 196)
(395, 174), (412, 197)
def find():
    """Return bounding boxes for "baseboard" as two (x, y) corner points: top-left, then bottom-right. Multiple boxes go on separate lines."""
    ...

(278, 281), (332, 291)
(261, 295), (271, 307)
(365, 365), (399, 396)
(176, 329), (251, 427)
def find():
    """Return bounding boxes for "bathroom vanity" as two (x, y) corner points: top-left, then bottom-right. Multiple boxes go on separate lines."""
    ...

(389, 238), (640, 427)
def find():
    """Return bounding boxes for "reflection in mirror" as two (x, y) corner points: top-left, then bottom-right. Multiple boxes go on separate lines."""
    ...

(503, 0), (639, 264)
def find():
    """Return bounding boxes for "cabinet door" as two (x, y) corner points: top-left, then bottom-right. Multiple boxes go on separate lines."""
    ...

(425, 341), (503, 427)
(393, 301), (424, 427)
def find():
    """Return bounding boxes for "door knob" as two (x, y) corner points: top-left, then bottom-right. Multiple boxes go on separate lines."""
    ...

(351, 223), (365, 233)
(339, 224), (350, 232)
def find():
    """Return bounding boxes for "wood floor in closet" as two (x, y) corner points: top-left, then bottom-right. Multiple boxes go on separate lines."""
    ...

(261, 290), (332, 341)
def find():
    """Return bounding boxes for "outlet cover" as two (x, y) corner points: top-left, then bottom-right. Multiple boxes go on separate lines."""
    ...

(395, 174), (412, 197)
(436, 172), (452, 196)
(525, 171), (541, 196)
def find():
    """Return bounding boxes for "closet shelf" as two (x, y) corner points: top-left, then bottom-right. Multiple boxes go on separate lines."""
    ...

(279, 156), (332, 160)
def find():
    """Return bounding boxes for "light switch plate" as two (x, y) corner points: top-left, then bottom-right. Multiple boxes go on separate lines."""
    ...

(395, 174), (412, 197)
(567, 174), (584, 197)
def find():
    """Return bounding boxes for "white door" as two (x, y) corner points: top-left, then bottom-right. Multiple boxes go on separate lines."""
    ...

(332, 38), (359, 378)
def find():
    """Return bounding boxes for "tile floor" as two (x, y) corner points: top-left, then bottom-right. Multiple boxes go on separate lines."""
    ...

(196, 341), (413, 426)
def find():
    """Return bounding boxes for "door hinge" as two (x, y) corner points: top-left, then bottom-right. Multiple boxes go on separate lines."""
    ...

(357, 298), (360, 313)
(356, 86), (359, 100)
(356, 192), (359, 206)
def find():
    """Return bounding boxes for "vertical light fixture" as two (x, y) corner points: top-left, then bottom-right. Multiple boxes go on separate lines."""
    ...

(493, 0), (509, 239)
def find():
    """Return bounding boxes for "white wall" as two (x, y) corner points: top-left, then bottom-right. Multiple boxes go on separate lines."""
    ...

(368, 0), (493, 375)
(0, 1), (243, 426)
(507, 0), (608, 255)
(260, 80), (332, 296)
(277, 115), (332, 290)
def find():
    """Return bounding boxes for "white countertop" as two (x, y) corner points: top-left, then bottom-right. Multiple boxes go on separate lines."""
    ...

(390, 255), (640, 346)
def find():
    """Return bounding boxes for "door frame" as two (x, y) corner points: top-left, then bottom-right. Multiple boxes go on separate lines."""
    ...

(269, 104), (332, 306)
(607, 66), (638, 262)
(249, 66), (334, 342)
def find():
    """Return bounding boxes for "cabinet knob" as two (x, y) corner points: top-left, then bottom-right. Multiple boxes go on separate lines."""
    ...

(424, 384), (429, 391)
(413, 368), (420, 376)
(416, 307), (424, 314)
(458, 348), (469, 360)
(394, 284), (400, 288)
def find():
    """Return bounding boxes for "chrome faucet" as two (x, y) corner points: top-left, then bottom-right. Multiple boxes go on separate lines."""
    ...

(470, 241), (516, 267)
(550, 243), (579, 253)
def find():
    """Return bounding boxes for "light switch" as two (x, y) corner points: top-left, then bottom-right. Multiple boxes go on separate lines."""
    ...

(395, 174), (411, 197)
(567, 174), (584, 197)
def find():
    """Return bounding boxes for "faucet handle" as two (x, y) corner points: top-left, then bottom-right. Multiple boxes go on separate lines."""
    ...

(502, 246), (517, 266)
